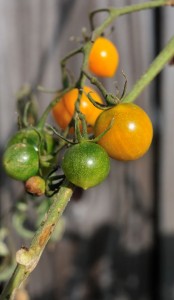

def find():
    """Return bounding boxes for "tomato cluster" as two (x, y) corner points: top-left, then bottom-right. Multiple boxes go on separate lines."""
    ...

(3, 36), (153, 191)
(52, 37), (119, 132)
(50, 38), (153, 188)
(60, 102), (153, 191)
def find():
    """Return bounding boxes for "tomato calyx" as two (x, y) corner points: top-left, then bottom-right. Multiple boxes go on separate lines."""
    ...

(82, 70), (129, 107)
(49, 103), (115, 152)
(82, 70), (120, 107)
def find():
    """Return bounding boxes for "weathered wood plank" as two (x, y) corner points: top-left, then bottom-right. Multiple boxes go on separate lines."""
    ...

(0, 1), (164, 299)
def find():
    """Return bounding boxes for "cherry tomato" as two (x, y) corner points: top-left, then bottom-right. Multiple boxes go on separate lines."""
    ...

(3, 143), (39, 181)
(7, 128), (56, 155)
(52, 86), (103, 130)
(25, 176), (45, 196)
(94, 103), (153, 161)
(88, 37), (119, 77)
(62, 142), (110, 189)
(7, 128), (40, 151)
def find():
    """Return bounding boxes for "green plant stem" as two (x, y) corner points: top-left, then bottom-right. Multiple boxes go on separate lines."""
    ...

(91, 1), (173, 40)
(61, 47), (83, 88)
(0, 181), (74, 300)
(37, 86), (61, 94)
(83, 70), (119, 105)
(89, 8), (110, 31)
(123, 36), (174, 103)
(37, 86), (73, 130)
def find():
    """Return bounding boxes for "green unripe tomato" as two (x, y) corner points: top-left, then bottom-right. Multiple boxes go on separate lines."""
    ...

(7, 128), (40, 151)
(3, 143), (39, 181)
(62, 142), (110, 190)
(7, 128), (56, 155)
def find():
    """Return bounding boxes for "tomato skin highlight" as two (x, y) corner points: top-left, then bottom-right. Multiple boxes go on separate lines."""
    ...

(3, 143), (39, 181)
(94, 103), (153, 161)
(89, 37), (119, 77)
(62, 142), (110, 190)
(52, 86), (103, 130)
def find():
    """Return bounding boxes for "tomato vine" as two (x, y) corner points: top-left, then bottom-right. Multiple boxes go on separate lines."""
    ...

(1, 1), (174, 299)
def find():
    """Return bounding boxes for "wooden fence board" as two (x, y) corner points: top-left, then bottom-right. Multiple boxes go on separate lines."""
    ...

(0, 1), (173, 299)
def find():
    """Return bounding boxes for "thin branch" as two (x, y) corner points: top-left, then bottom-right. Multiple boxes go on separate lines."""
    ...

(37, 86), (73, 130)
(123, 36), (174, 103)
(0, 181), (74, 300)
(61, 47), (83, 88)
(92, 1), (172, 40)
(89, 8), (110, 31)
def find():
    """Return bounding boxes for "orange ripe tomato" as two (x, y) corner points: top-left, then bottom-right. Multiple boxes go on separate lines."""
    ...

(94, 103), (153, 161)
(88, 37), (119, 77)
(52, 86), (103, 130)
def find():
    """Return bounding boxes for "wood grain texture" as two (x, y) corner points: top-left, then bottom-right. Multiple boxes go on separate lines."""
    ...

(1, 0), (173, 299)
(160, 7), (174, 234)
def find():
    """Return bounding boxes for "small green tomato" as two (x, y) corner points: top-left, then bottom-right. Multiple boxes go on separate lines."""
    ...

(7, 127), (56, 154)
(7, 128), (40, 151)
(62, 142), (110, 190)
(3, 143), (39, 181)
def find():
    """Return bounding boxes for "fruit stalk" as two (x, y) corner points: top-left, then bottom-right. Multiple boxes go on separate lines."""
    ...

(91, 0), (173, 40)
(0, 181), (74, 300)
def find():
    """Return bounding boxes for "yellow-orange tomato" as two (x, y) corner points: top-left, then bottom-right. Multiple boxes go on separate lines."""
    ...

(52, 86), (103, 130)
(94, 103), (153, 161)
(88, 37), (119, 77)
